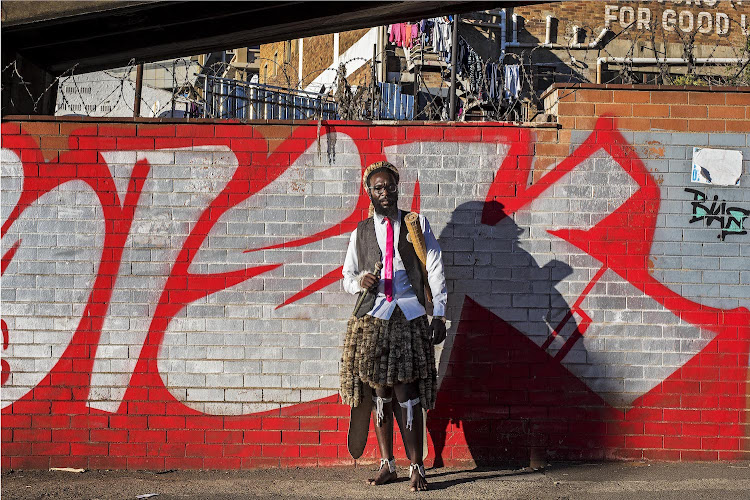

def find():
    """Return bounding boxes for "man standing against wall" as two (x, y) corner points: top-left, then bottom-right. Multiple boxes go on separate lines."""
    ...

(340, 161), (447, 492)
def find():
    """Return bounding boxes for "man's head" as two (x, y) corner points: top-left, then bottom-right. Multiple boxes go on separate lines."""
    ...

(363, 161), (399, 217)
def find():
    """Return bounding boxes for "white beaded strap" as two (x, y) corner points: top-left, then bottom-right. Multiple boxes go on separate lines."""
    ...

(380, 457), (397, 473)
(409, 463), (425, 479)
(372, 395), (392, 427)
(398, 397), (420, 431)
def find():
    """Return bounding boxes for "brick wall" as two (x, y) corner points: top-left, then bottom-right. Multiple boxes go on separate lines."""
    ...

(1, 87), (749, 469)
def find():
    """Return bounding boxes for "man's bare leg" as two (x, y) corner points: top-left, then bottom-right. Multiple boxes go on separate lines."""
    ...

(368, 386), (397, 486)
(395, 382), (427, 492)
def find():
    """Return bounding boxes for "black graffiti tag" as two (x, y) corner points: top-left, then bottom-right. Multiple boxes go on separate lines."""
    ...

(685, 188), (749, 241)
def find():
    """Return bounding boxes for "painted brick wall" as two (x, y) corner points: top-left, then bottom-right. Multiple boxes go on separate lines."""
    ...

(1, 87), (749, 469)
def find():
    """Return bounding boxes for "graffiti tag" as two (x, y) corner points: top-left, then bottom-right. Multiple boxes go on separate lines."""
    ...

(685, 188), (749, 240)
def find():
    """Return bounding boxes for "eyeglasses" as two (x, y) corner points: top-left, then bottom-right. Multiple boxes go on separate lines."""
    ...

(368, 184), (398, 195)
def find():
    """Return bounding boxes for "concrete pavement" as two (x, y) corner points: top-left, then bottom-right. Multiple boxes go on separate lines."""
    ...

(3, 461), (750, 499)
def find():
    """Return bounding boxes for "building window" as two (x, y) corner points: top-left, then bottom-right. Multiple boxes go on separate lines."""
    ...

(285, 40), (292, 63)
(273, 52), (278, 76)
(264, 64), (268, 83)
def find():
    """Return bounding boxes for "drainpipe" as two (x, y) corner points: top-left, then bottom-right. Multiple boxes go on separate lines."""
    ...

(449, 14), (459, 121)
(596, 56), (748, 84)
(510, 13), (519, 46)
(500, 9), (507, 56)
(545, 15), (553, 45)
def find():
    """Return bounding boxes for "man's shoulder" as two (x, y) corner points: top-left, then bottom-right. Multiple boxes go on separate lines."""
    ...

(357, 216), (375, 230)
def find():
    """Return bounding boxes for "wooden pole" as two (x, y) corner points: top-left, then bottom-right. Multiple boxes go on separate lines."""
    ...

(133, 63), (144, 117)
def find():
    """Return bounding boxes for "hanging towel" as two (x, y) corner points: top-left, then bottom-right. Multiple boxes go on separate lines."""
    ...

(504, 64), (520, 99)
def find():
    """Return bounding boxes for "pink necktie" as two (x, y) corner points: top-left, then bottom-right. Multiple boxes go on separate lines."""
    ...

(384, 217), (393, 302)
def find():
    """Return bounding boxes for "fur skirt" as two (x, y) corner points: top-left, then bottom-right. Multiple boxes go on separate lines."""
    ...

(340, 308), (437, 410)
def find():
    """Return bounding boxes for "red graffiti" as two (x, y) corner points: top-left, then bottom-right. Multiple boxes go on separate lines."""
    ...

(1, 119), (747, 470)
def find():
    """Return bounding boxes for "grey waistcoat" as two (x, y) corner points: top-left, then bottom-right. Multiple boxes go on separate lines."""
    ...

(354, 212), (425, 318)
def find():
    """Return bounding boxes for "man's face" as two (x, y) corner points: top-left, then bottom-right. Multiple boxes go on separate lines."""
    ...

(367, 170), (399, 217)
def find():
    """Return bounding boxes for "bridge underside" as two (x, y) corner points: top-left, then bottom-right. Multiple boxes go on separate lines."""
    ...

(3, 0), (526, 115)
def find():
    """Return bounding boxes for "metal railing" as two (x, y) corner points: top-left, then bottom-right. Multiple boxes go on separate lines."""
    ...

(201, 75), (338, 120)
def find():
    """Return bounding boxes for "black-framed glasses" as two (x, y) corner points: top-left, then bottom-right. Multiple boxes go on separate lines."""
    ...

(369, 183), (398, 195)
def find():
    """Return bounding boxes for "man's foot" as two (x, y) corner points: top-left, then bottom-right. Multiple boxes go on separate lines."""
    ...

(367, 458), (397, 486)
(409, 463), (427, 492)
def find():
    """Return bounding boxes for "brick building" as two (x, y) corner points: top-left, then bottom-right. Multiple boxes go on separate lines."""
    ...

(256, 1), (750, 119)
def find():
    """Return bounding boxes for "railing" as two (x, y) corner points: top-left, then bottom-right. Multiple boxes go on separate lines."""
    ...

(202, 75), (338, 120)
(201, 75), (440, 121)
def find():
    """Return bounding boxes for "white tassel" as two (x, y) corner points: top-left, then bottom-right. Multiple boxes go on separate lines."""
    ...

(372, 395), (392, 427)
(399, 397), (420, 431)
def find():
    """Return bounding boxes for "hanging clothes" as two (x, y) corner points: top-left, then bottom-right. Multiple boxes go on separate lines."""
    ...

(504, 64), (520, 99)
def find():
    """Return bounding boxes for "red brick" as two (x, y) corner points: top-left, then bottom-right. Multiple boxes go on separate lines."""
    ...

(129, 429), (166, 442)
(138, 124), (177, 137)
(51, 429), (89, 442)
(98, 125), (136, 137)
(726, 93), (750, 105)
(109, 415), (148, 429)
(32, 442), (70, 456)
(708, 106), (745, 120)
(701, 409), (739, 423)
(574, 89), (613, 103)
(91, 429), (129, 443)
(261, 444), (300, 458)
(167, 430), (205, 443)
(651, 91), (688, 104)
(155, 137), (193, 149)
(261, 417), (299, 430)
(71, 442), (109, 456)
(224, 444), (263, 457)
(205, 430), (244, 444)
(368, 127), (406, 140)
(243, 430), (282, 444)
(186, 443), (224, 457)
(11, 456), (51, 469)
(89, 456), (128, 469)
(595, 103), (631, 116)
(632, 104), (669, 117)
(643, 449), (681, 461)
(651, 118), (688, 131)
(558, 102), (595, 116)
(613, 90), (651, 103)
(214, 125), (252, 138)
(687, 119), (726, 132)
(670, 105), (707, 118)
(176, 125), (215, 137)
(681, 450), (718, 460)
(20, 122), (60, 135)
(185, 415), (222, 429)
(14, 429), (51, 442)
(405, 126), (443, 141)
(282, 431), (320, 444)
(688, 91), (725, 105)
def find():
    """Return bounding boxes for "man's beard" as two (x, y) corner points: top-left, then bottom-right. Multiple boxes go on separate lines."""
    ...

(371, 195), (398, 217)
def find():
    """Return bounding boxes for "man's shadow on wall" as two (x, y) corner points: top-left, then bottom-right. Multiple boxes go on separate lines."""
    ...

(428, 200), (598, 469)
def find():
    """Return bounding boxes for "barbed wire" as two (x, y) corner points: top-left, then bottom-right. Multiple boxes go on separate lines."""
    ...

(3, 12), (749, 121)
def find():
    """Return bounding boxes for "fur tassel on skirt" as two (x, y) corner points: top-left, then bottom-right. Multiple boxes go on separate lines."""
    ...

(340, 307), (437, 410)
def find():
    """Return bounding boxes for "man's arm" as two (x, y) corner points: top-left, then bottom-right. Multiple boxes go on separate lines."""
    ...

(421, 216), (447, 316)
(421, 216), (448, 344)
(342, 229), (364, 295)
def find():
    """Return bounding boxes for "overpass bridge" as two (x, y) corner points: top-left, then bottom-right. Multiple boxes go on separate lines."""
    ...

(2, 0), (527, 114)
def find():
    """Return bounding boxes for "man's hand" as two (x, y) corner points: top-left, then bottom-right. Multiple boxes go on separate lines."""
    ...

(360, 273), (379, 291)
(431, 316), (446, 345)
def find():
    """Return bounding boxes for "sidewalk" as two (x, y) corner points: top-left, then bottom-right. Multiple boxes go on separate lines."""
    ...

(3, 462), (750, 499)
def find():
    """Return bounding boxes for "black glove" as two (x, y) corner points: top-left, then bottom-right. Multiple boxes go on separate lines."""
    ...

(431, 316), (447, 345)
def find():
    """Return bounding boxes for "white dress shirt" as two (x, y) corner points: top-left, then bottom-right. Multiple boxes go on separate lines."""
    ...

(343, 210), (447, 320)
